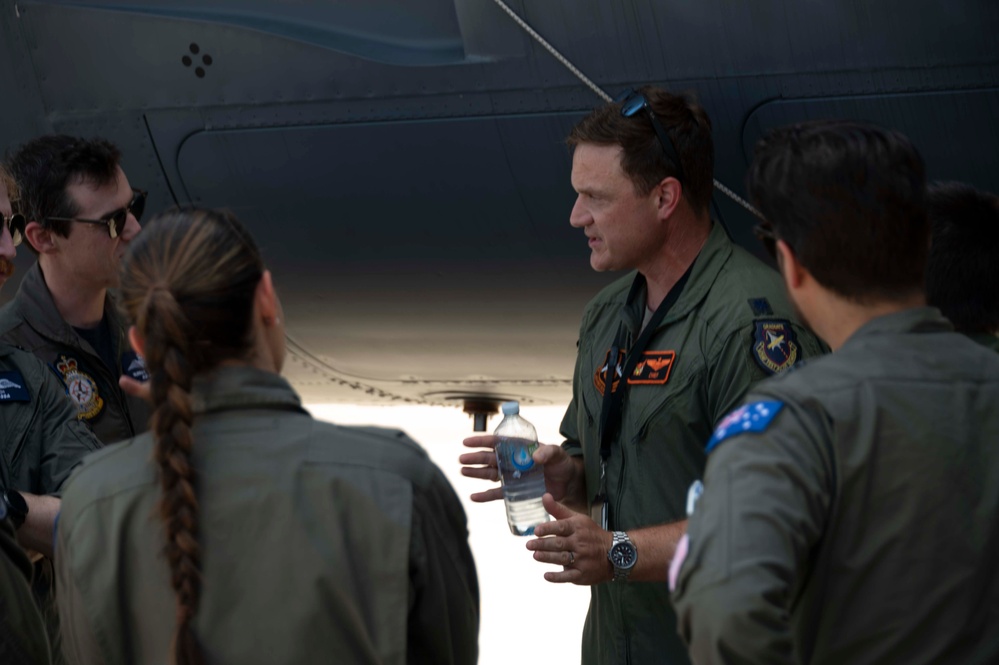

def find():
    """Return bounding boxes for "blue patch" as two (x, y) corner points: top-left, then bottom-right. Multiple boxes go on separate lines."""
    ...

(0, 371), (30, 402)
(705, 400), (784, 453)
(748, 298), (773, 316)
(0, 500), (6, 521)
(752, 319), (800, 375)
(121, 351), (149, 383)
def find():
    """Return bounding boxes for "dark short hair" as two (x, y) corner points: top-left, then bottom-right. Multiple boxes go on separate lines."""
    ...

(925, 182), (999, 334)
(567, 86), (714, 213)
(747, 120), (929, 303)
(6, 135), (122, 251)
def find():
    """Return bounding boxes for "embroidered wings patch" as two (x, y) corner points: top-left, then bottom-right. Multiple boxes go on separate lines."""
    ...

(0, 371), (30, 402)
(705, 400), (784, 453)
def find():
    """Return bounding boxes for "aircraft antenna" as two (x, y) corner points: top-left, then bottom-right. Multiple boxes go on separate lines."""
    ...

(490, 0), (764, 221)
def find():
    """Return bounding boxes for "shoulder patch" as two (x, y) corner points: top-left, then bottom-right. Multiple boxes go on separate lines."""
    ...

(0, 371), (30, 402)
(748, 298), (773, 316)
(705, 400), (784, 453)
(752, 319), (799, 375)
(121, 351), (150, 382)
(54, 355), (105, 421)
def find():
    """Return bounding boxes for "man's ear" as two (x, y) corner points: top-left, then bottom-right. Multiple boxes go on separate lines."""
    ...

(776, 239), (807, 292)
(255, 270), (279, 325)
(654, 177), (683, 220)
(127, 325), (146, 357)
(24, 221), (57, 255)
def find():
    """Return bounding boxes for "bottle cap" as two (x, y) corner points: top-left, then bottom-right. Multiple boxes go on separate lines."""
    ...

(501, 401), (520, 416)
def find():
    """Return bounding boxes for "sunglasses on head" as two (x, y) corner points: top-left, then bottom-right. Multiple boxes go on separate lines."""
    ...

(617, 89), (685, 184)
(2, 211), (26, 247)
(46, 188), (147, 239)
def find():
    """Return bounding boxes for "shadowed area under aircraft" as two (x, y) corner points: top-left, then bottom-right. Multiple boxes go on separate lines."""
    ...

(1, 0), (996, 422)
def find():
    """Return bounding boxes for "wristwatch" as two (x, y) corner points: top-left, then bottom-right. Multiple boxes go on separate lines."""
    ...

(608, 530), (638, 581)
(0, 488), (28, 530)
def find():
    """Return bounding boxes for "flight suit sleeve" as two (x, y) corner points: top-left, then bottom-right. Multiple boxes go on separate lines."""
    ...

(55, 511), (104, 665)
(671, 397), (834, 664)
(0, 517), (52, 665)
(406, 464), (480, 665)
(37, 371), (102, 496)
(560, 310), (594, 457)
(704, 325), (772, 425)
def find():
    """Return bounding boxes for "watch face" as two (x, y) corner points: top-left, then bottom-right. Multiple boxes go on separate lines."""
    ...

(610, 542), (637, 569)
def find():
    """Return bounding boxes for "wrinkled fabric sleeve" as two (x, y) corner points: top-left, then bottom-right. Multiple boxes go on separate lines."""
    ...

(705, 325), (773, 427)
(55, 512), (104, 665)
(672, 397), (833, 664)
(407, 464), (480, 665)
(560, 311), (593, 458)
(0, 517), (52, 665)
(38, 371), (101, 496)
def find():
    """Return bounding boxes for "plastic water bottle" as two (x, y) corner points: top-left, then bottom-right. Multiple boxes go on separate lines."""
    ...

(494, 401), (550, 536)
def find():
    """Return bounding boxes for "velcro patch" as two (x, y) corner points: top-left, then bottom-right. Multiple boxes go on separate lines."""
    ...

(705, 400), (784, 453)
(627, 350), (676, 385)
(121, 351), (150, 382)
(54, 355), (104, 421)
(748, 298), (773, 316)
(594, 348), (626, 396)
(752, 319), (799, 375)
(0, 371), (30, 402)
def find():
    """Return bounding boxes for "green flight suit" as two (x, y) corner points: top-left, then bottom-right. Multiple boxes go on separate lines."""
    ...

(0, 263), (150, 445)
(56, 366), (479, 665)
(0, 345), (101, 496)
(0, 509), (51, 665)
(560, 222), (825, 664)
(673, 308), (999, 664)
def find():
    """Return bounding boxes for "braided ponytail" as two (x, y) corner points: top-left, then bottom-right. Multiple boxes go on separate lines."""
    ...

(120, 209), (264, 665)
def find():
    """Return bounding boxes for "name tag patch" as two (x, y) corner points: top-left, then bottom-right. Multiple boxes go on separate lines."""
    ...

(121, 351), (150, 382)
(0, 371), (30, 402)
(54, 355), (105, 421)
(627, 350), (676, 385)
(705, 400), (784, 453)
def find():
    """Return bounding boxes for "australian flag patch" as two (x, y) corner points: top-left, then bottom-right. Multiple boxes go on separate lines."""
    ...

(705, 400), (784, 453)
(752, 319), (799, 375)
(0, 371), (30, 402)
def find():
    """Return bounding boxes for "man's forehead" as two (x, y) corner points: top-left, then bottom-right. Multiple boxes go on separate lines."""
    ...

(66, 167), (130, 214)
(571, 143), (628, 188)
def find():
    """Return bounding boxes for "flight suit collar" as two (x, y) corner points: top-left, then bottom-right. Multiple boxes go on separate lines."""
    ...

(621, 221), (734, 336)
(191, 365), (305, 415)
(13, 262), (126, 356)
(842, 307), (952, 350)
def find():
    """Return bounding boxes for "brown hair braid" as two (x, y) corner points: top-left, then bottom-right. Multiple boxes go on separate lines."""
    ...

(119, 208), (264, 665)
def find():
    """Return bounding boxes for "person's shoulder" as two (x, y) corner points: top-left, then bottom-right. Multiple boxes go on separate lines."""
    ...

(302, 420), (440, 488)
(707, 245), (790, 314)
(60, 435), (156, 514)
(0, 300), (31, 345)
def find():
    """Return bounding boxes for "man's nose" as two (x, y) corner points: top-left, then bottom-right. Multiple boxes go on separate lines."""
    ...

(120, 210), (142, 241)
(569, 196), (590, 228)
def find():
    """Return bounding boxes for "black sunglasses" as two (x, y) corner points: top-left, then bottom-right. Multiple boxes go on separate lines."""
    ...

(617, 89), (685, 184)
(46, 188), (147, 239)
(2, 211), (26, 247)
(753, 222), (788, 261)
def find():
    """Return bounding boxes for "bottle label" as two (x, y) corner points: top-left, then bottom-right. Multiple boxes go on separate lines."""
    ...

(511, 444), (536, 472)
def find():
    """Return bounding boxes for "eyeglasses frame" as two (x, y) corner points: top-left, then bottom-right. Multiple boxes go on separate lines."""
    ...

(2, 211), (26, 247)
(45, 188), (147, 239)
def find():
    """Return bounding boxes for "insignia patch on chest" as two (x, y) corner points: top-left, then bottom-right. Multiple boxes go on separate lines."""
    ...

(627, 350), (676, 385)
(705, 400), (784, 453)
(594, 348), (626, 396)
(121, 350), (150, 382)
(54, 355), (104, 420)
(0, 371), (30, 402)
(752, 319), (799, 375)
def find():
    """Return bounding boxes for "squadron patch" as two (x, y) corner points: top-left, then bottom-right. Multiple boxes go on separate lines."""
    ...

(0, 371), (30, 402)
(627, 350), (676, 385)
(55, 355), (104, 420)
(705, 400), (784, 453)
(121, 351), (150, 382)
(752, 319), (799, 375)
(594, 348), (626, 396)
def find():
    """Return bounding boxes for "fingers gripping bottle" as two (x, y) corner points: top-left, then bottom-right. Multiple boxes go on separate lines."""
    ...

(494, 401), (550, 535)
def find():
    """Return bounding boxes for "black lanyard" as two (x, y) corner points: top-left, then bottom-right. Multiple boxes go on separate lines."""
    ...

(597, 263), (694, 463)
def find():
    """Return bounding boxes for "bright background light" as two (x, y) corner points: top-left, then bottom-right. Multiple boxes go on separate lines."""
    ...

(306, 402), (590, 665)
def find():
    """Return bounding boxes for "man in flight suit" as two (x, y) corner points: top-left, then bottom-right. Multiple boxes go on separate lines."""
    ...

(461, 87), (823, 664)
(1, 135), (150, 444)
(925, 181), (999, 352)
(672, 121), (999, 664)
